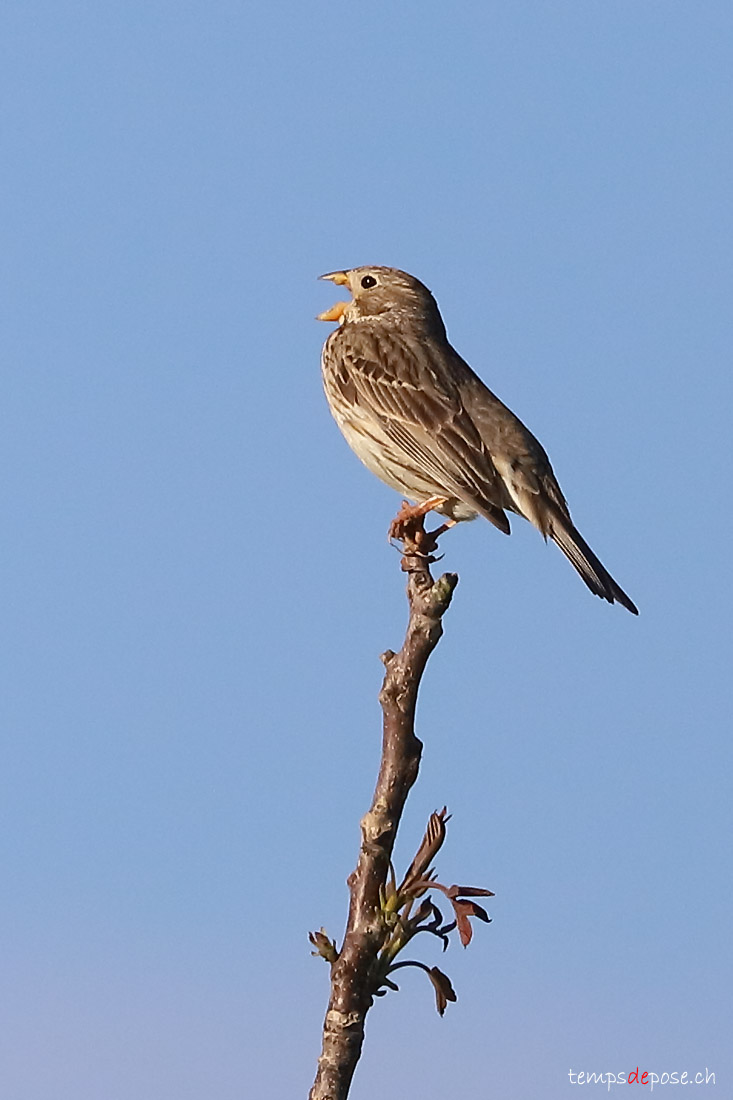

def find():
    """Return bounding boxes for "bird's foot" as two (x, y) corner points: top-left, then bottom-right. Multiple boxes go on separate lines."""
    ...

(388, 499), (455, 563)
(387, 497), (448, 543)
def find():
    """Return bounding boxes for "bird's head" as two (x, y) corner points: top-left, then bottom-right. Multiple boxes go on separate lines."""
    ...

(317, 266), (445, 334)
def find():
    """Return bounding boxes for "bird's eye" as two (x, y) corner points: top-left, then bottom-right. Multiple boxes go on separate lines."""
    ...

(361, 275), (377, 289)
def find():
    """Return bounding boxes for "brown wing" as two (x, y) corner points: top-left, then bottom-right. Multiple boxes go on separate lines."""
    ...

(453, 358), (572, 529)
(331, 326), (511, 532)
(455, 358), (638, 612)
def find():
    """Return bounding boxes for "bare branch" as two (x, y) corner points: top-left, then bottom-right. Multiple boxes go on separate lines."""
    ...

(308, 518), (458, 1100)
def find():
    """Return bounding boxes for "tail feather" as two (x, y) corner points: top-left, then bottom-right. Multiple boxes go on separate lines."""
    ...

(550, 517), (638, 615)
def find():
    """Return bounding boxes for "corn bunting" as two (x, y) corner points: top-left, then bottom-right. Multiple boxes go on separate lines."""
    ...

(318, 266), (637, 614)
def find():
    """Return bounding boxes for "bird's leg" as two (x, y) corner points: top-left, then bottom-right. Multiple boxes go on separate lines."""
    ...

(389, 499), (456, 563)
(387, 497), (449, 543)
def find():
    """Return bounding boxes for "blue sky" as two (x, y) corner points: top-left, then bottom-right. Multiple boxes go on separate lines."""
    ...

(1, 2), (731, 1097)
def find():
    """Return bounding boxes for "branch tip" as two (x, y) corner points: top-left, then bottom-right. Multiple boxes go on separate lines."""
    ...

(309, 513), (470, 1099)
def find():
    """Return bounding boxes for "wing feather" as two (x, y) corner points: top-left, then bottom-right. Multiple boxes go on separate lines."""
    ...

(331, 329), (509, 525)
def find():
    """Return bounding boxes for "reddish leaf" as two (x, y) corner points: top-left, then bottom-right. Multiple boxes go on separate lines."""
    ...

(399, 809), (451, 896)
(427, 966), (457, 1016)
(463, 900), (491, 923)
(440, 883), (494, 899)
(451, 899), (475, 946)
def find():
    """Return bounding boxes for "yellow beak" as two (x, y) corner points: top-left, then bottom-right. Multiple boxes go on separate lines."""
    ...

(317, 301), (349, 323)
(319, 270), (350, 286)
(317, 271), (352, 322)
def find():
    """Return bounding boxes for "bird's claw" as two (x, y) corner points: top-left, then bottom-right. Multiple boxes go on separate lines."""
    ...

(388, 501), (453, 564)
(388, 498), (447, 544)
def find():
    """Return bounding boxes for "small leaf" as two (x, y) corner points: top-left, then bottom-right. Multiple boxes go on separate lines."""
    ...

(411, 898), (434, 924)
(451, 899), (475, 946)
(411, 898), (444, 933)
(451, 899), (492, 946)
(432, 883), (494, 900)
(398, 809), (451, 896)
(427, 966), (457, 1016)
(464, 901), (491, 924)
(308, 929), (338, 963)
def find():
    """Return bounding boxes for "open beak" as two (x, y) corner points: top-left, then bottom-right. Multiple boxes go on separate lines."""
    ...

(317, 270), (352, 322)
(319, 270), (350, 286)
(317, 301), (349, 323)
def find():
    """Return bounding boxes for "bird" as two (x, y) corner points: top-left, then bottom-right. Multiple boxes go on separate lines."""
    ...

(317, 265), (637, 614)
